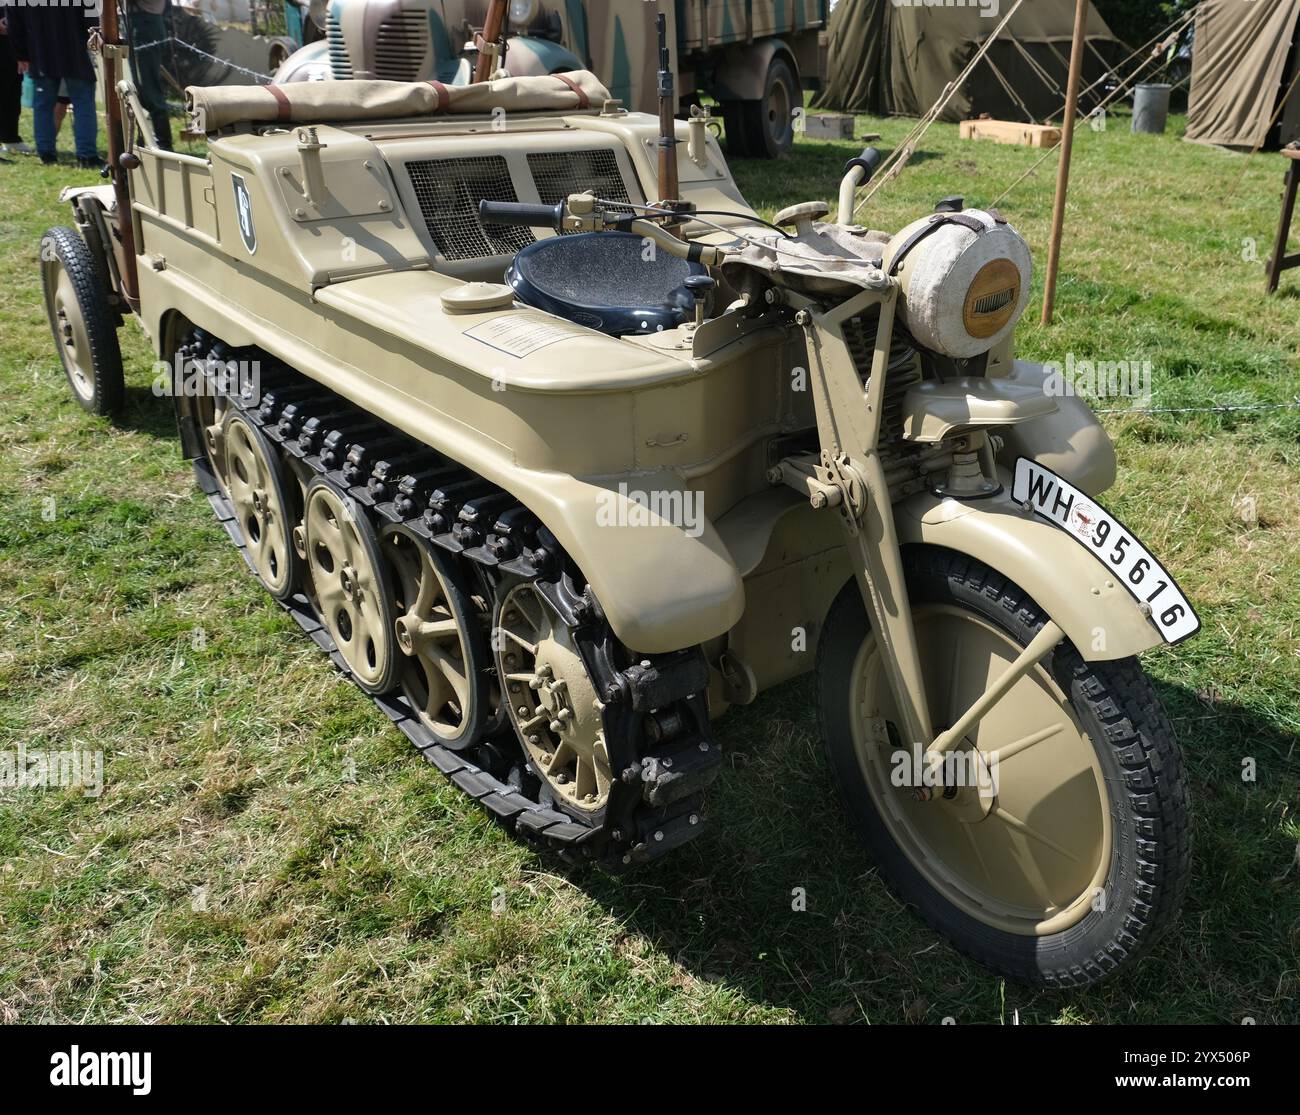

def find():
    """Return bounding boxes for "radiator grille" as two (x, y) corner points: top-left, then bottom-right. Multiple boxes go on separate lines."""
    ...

(527, 149), (632, 234)
(327, 8), (353, 79)
(406, 157), (536, 261)
(373, 10), (429, 82)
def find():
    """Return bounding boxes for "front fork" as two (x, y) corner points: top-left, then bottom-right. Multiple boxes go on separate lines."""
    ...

(784, 284), (1065, 776)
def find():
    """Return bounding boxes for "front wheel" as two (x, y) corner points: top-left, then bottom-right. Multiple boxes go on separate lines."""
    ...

(40, 226), (124, 415)
(817, 547), (1191, 987)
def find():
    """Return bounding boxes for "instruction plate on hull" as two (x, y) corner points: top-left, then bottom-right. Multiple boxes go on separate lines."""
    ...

(463, 315), (585, 358)
(1012, 458), (1200, 645)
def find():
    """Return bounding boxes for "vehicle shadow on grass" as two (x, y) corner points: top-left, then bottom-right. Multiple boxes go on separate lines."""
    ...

(116, 383), (184, 441)
(579, 675), (1300, 1024)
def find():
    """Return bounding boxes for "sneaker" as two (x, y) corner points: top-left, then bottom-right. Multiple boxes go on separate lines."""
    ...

(76, 156), (104, 171)
(39, 152), (57, 165)
(1, 141), (34, 155)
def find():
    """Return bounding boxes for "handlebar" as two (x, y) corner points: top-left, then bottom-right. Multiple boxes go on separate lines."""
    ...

(843, 146), (883, 181)
(838, 145), (884, 225)
(478, 199), (566, 230)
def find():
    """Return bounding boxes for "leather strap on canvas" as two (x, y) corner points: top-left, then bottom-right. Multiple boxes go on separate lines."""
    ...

(265, 84), (292, 122)
(553, 73), (589, 109)
(426, 81), (451, 112)
(889, 213), (988, 276)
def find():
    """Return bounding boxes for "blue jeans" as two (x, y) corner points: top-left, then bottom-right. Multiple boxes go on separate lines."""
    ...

(31, 75), (98, 160)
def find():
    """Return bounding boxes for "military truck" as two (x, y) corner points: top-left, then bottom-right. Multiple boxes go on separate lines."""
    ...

(278, 0), (826, 157)
(42, 1), (1196, 987)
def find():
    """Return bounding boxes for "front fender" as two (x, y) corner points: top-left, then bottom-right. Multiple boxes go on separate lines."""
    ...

(896, 488), (1161, 661)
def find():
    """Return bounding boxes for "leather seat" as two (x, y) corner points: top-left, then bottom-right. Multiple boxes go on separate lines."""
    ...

(505, 231), (708, 336)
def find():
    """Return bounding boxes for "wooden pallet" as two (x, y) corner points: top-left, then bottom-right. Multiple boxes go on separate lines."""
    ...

(960, 119), (1062, 148)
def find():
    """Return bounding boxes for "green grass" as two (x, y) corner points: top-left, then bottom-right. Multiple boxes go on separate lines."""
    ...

(1, 109), (1298, 1024)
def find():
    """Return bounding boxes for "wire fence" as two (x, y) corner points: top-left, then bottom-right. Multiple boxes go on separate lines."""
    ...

(132, 35), (273, 85)
(1093, 400), (1300, 416)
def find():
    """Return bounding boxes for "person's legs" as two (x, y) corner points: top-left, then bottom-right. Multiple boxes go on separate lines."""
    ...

(64, 77), (98, 160)
(30, 75), (58, 160)
(0, 34), (22, 143)
(127, 11), (172, 150)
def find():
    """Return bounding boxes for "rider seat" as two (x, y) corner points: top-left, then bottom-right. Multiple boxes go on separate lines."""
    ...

(505, 231), (709, 336)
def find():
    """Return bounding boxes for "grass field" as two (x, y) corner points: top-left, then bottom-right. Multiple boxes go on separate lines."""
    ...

(1, 106), (1298, 1024)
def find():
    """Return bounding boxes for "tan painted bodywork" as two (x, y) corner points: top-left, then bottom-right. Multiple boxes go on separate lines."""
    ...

(121, 85), (1156, 672)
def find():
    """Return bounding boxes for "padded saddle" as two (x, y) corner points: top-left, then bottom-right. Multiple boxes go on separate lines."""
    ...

(505, 231), (709, 336)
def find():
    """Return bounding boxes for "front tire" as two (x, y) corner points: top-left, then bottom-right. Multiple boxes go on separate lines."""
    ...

(40, 226), (124, 416)
(817, 547), (1191, 987)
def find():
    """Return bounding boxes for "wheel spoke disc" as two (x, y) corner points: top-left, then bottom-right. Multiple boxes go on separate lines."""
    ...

(223, 415), (293, 596)
(383, 528), (474, 739)
(850, 605), (1111, 935)
(305, 484), (393, 690)
(496, 583), (609, 812)
(50, 266), (94, 400)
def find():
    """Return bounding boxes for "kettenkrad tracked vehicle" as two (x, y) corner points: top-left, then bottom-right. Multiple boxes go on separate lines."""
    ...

(42, 7), (1197, 987)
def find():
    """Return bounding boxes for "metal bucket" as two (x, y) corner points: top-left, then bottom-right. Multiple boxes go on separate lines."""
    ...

(1132, 83), (1173, 135)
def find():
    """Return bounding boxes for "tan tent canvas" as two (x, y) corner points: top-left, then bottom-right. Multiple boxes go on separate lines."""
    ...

(816, 0), (1125, 122)
(1186, 0), (1300, 149)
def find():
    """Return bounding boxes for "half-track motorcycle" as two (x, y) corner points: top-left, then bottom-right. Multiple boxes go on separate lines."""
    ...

(41, 8), (1195, 987)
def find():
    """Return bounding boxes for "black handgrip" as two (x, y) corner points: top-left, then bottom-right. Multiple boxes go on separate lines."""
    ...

(477, 199), (565, 230)
(843, 146), (883, 182)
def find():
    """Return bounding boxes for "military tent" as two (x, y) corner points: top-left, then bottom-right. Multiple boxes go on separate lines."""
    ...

(1185, 0), (1300, 150)
(815, 0), (1126, 123)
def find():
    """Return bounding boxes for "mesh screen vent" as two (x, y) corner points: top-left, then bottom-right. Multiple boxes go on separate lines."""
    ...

(326, 8), (353, 79)
(527, 150), (633, 234)
(406, 157), (536, 261)
(374, 10), (429, 82)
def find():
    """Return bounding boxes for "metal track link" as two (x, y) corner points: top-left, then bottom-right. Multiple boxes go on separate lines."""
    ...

(185, 333), (721, 868)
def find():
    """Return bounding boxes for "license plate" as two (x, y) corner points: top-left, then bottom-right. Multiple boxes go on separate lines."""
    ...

(1011, 458), (1200, 645)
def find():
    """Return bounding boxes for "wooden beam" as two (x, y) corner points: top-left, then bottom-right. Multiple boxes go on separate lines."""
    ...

(1041, 0), (1089, 326)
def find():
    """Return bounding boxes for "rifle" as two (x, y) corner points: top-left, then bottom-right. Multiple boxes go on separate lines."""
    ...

(474, 0), (508, 83)
(655, 12), (679, 207)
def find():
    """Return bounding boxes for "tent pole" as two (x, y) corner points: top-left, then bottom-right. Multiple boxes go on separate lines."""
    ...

(1041, 0), (1089, 326)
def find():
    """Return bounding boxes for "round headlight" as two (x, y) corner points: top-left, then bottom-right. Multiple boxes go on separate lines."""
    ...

(883, 209), (1032, 359)
(509, 0), (540, 26)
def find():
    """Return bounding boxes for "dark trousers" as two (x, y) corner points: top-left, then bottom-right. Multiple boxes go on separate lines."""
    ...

(0, 33), (22, 144)
(127, 10), (172, 150)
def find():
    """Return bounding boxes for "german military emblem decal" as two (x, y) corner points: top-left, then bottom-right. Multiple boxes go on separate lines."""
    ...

(232, 173), (257, 255)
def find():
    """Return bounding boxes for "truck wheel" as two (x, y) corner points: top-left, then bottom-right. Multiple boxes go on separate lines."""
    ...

(40, 226), (124, 416)
(721, 102), (751, 158)
(816, 547), (1191, 987)
(734, 56), (798, 159)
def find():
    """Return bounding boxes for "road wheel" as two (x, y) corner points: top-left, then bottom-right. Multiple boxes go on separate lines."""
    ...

(223, 410), (302, 602)
(303, 477), (399, 695)
(381, 522), (490, 750)
(40, 226), (124, 415)
(733, 56), (798, 159)
(495, 580), (611, 819)
(817, 547), (1191, 987)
